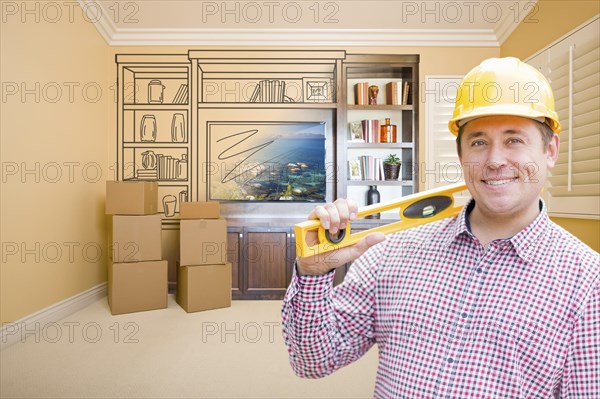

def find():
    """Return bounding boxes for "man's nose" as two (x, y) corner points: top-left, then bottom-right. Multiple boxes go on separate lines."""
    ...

(484, 143), (509, 169)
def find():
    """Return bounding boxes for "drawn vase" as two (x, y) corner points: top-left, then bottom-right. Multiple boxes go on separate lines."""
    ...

(366, 185), (380, 219)
(140, 115), (157, 142)
(171, 113), (186, 142)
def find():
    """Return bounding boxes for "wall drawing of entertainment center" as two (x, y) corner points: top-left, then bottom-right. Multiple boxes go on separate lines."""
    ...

(116, 50), (418, 218)
(115, 50), (419, 298)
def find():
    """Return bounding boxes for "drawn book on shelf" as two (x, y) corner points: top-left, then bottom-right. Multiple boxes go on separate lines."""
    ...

(250, 80), (290, 103)
(172, 84), (188, 104)
(136, 154), (187, 180)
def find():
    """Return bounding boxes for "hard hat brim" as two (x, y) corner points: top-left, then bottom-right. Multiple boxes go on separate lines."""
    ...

(448, 105), (561, 136)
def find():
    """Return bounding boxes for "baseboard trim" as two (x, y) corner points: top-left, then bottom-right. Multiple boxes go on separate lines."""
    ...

(0, 283), (107, 350)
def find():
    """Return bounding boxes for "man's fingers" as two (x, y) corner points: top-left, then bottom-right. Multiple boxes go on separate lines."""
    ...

(309, 205), (332, 230)
(308, 199), (358, 234)
(297, 232), (386, 275)
(346, 198), (359, 221)
(323, 203), (341, 233)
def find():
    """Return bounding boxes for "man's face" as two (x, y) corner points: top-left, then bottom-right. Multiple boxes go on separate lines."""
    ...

(458, 115), (559, 220)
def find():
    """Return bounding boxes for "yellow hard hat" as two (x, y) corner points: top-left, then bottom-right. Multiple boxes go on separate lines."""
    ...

(448, 57), (561, 136)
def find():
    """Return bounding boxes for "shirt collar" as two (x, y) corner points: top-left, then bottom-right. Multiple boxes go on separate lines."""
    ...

(449, 198), (549, 264)
(450, 198), (475, 242)
(509, 199), (549, 263)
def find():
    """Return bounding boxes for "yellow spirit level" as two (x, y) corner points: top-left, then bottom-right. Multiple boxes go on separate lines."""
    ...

(294, 182), (468, 257)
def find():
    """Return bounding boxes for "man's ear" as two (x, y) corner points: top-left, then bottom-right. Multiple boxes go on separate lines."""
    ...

(547, 133), (560, 168)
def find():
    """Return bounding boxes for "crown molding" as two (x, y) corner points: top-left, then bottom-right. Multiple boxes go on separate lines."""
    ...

(80, 0), (519, 47)
(494, 0), (538, 45)
(92, 27), (501, 47)
(78, 0), (116, 44)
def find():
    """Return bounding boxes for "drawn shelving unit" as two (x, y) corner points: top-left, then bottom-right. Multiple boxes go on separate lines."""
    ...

(116, 54), (192, 218)
(187, 50), (346, 205)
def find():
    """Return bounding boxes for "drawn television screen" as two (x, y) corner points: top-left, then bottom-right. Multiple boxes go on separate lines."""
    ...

(207, 122), (327, 202)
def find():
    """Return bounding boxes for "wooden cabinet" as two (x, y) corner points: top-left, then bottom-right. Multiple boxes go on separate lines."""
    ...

(228, 226), (295, 300)
(227, 227), (243, 296)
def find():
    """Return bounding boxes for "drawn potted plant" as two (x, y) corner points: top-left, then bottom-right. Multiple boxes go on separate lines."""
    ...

(383, 154), (401, 181)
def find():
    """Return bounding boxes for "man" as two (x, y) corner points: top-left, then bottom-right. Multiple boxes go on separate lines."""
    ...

(282, 58), (599, 398)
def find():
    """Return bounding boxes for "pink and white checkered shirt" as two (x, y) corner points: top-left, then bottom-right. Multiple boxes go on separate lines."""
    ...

(282, 200), (600, 398)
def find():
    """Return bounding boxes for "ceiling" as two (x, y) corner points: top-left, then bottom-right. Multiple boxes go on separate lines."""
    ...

(81, 0), (537, 46)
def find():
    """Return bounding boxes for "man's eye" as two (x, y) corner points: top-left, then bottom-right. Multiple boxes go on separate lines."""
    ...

(471, 140), (485, 147)
(507, 138), (523, 144)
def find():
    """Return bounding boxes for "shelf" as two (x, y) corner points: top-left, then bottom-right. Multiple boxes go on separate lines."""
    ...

(348, 143), (413, 149)
(124, 179), (188, 185)
(123, 142), (189, 149)
(124, 104), (189, 111)
(197, 102), (337, 109)
(347, 180), (413, 186)
(347, 104), (412, 111)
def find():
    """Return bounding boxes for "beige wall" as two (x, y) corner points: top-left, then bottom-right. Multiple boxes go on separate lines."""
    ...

(501, 0), (599, 59)
(501, 1), (600, 251)
(4, 1), (595, 324)
(1, 9), (110, 324)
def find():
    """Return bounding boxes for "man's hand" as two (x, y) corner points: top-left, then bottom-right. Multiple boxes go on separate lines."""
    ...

(297, 198), (386, 276)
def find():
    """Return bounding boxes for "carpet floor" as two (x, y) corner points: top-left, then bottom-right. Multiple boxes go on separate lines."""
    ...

(1, 296), (378, 398)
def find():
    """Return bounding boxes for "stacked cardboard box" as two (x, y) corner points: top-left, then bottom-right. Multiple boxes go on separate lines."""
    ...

(177, 201), (231, 313)
(105, 181), (168, 315)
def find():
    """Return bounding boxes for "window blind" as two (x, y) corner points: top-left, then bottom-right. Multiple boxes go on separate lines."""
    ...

(425, 77), (463, 190)
(541, 17), (600, 217)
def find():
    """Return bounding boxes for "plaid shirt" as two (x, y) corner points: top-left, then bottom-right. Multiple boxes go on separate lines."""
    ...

(282, 200), (600, 398)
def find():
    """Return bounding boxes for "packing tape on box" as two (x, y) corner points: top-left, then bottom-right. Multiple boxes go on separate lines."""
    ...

(294, 182), (468, 257)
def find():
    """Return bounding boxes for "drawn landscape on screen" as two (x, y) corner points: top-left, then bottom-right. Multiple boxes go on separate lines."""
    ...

(208, 123), (326, 201)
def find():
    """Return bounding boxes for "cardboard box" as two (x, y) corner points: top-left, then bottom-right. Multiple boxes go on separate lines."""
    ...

(177, 263), (232, 313)
(108, 260), (168, 315)
(112, 215), (162, 263)
(180, 218), (227, 265)
(106, 181), (158, 215)
(179, 201), (220, 219)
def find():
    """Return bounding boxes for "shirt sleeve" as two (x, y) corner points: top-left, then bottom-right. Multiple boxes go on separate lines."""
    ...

(281, 244), (382, 379)
(562, 278), (600, 397)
